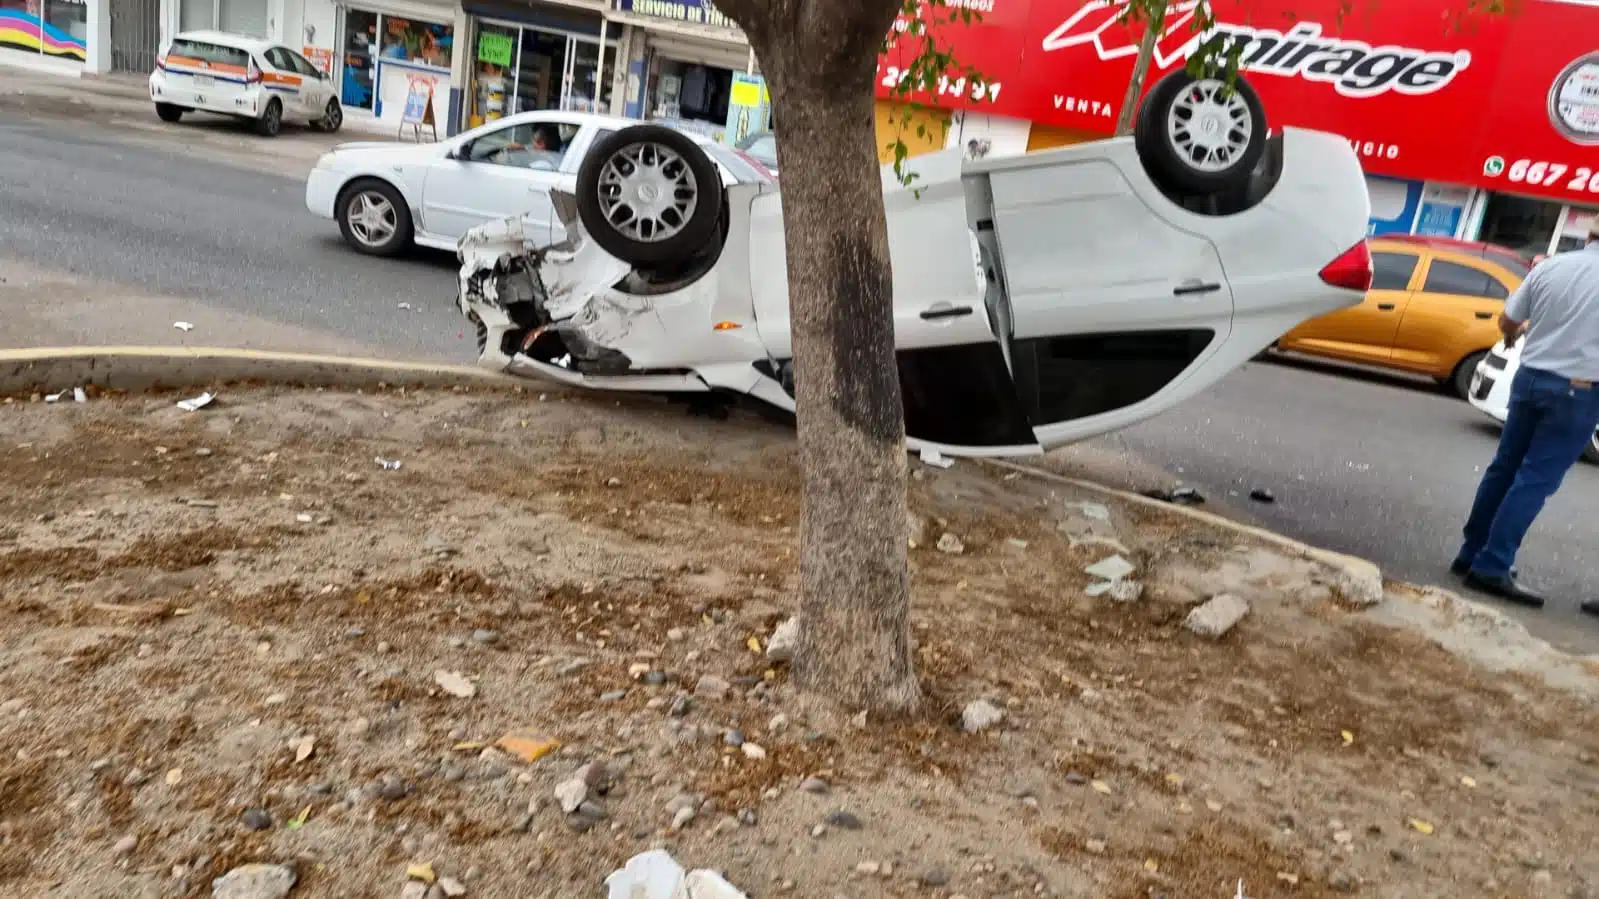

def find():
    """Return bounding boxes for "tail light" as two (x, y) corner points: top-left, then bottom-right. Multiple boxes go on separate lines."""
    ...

(157, 48), (169, 68)
(1319, 240), (1373, 292)
(247, 59), (263, 84)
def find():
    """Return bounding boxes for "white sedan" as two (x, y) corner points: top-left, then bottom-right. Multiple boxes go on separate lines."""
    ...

(454, 71), (1377, 457)
(305, 112), (771, 256)
(1469, 338), (1599, 464)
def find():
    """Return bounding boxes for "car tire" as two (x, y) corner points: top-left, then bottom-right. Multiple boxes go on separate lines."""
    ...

(1134, 69), (1268, 195)
(1451, 350), (1488, 400)
(311, 98), (343, 134)
(255, 98), (283, 138)
(336, 179), (413, 257)
(575, 124), (724, 266)
(1583, 430), (1599, 465)
(156, 103), (185, 123)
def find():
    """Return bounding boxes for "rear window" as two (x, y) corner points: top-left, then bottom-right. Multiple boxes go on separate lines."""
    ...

(169, 39), (250, 69)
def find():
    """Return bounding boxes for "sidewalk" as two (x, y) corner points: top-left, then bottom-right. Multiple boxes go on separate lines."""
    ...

(1, 62), (409, 178)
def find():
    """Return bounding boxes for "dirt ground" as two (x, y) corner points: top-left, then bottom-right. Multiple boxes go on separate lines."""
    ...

(1, 385), (1595, 899)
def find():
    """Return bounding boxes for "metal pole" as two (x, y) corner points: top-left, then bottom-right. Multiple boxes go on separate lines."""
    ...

(595, 15), (608, 114)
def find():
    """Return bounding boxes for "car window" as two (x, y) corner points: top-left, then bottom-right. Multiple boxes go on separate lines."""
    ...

(467, 123), (569, 171)
(263, 47), (294, 71)
(1424, 259), (1506, 299)
(592, 128), (770, 185)
(1370, 251), (1419, 291)
(169, 39), (250, 70)
(287, 50), (323, 78)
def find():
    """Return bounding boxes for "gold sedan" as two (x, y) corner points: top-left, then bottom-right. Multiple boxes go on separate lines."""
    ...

(1276, 235), (1533, 398)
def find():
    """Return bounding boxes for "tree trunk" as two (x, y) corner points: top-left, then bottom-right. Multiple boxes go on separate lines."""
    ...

(1114, 5), (1165, 136)
(722, 0), (921, 716)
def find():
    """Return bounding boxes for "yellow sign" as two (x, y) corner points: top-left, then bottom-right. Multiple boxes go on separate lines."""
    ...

(730, 79), (764, 108)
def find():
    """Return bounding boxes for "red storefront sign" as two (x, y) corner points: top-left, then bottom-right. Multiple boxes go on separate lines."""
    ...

(877, 0), (1599, 205)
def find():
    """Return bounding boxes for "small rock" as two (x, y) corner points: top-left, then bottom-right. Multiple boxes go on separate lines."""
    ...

(671, 806), (696, 830)
(378, 776), (409, 801)
(599, 690), (627, 702)
(400, 884), (428, 899)
(433, 670), (476, 699)
(1086, 579), (1144, 602)
(856, 861), (881, 875)
(1250, 488), (1276, 504)
(605, 477), (623, 488)
(695, 675), (731, 699)
(724, 730), (746, 747)
(766, 617), (799, 662)
(1331, 556), (1385, 608)
(576, 800), (608, 821)
(768, 713), (790, 733)
(576, 760), (615, 791)
(1085, 838), (1107, 855)
(920, 869), (951, 887)
(961, 699), (1006, 734)
(471, 629), (498, 646)
(241, 807), (272, 831)
(644, 671), (668, 687)
(1185, 593), (1250, 639)
(800, 777), (829, 794)
(195, 448), (213, 457)
(211, 863), (297, 899)
(936, 533), (965, 554)
(438, 876), (467, 898)
(667, 627), (687, 642)
(1063, 772), (1088, 786)
(742, 743), (768, 761)
(554, 778), (587, 813)
(112, 835), (137, 855)
(824, 810), (863, 830)
(1329, 871), (1355, 892)
(738, 809), (758, 826)
(423, 535), (458, 557)
(668, 696), (692, 717)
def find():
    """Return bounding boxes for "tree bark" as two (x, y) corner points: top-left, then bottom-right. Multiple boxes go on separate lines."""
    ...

(1114, 4), (1165, 136)
(718, 0), (921, 716)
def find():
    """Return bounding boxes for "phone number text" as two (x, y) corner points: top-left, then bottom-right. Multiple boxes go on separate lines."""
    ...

(878, 65), (1002, 104)
(1490, 158), (1599, 194)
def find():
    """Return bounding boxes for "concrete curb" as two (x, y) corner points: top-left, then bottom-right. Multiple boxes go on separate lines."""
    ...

(0, 347), (518, 394)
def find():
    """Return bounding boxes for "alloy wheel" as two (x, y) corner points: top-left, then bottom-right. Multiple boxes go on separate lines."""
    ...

(1166, 79), (1254, 173)
(346, 191), (397, 248)
(594, 141), (699, 244)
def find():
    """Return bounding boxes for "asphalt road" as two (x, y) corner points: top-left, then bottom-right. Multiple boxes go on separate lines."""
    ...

(4, 113), (1597, 655)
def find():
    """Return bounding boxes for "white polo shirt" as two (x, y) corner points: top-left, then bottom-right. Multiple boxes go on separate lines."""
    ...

(1505, 241), (1599, 382)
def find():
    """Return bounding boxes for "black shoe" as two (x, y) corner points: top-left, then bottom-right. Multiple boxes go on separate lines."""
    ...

(1581, 600), (1599, 618)
(1451, 559), (1517, 579)
(1463, 572), (1545, 608)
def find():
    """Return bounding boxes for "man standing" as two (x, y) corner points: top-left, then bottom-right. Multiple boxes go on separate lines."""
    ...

(1453, 220), (1599, 610)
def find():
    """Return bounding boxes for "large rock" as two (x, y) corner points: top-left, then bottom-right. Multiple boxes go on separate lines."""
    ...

(211, 863), (297, 899)
(961, 699), (1006, 734)
(1328, 555), (1384, 607)
(1185, 594), (1250, 639)
(765, 618), (799, 663)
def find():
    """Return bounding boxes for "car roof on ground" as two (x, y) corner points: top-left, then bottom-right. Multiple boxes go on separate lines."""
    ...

(171, 30), (273, 51)
(485, 110), (725, 146)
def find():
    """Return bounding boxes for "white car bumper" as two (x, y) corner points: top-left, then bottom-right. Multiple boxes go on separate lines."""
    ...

(149, 68), (265, 119)
(1467, 346), (1514, 424)
(305, 166), (343, 220)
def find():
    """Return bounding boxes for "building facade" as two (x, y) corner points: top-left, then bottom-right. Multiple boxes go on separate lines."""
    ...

(875, 0), (1599, 257)
(1, 0), (161, 75)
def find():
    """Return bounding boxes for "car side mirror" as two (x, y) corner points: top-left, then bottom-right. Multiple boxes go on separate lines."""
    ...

(451, 141), (472, 161)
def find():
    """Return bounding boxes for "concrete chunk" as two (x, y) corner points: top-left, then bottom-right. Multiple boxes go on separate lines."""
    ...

(1185, 594), (1250, 639)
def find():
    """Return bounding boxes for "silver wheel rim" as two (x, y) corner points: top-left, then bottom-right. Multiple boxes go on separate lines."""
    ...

(325, 101), (341, 130)
(595, 141), (698, 243)
(1167, 79), (1253, 173)
(265, 104), (279, 130)
(1591, 430), (1599, 456)
(346, 191), (397, 247)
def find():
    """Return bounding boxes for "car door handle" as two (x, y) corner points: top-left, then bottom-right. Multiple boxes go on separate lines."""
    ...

(1173, 281), (1221, 296)
(1377, 303), (1397, 311)
(920, 305), (973, 320)
(1475, 311), (1494, 320)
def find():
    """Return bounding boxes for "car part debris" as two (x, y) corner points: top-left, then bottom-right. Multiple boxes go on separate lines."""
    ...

(397, 302), (413, 310)
(43, 389), (67, 403)
(1143, 485), (1205, 506)
(918, 447), (954, 469)
(1084, 554), (1136, 582)
(173, 321), (195, 332)
(1250, 488), (1276, 504)
(605, 849), (747, 899)
(176, 392), (214, 412)
(375, 457), (402, 471)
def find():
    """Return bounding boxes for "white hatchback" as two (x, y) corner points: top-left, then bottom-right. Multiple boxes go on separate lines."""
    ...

(1469, 339), (1599, 464)
(149, 31), (343, 137)
(304, 111), (771, 257)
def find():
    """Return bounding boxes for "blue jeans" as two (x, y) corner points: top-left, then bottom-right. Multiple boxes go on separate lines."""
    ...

(1456, 366), (1599, 578)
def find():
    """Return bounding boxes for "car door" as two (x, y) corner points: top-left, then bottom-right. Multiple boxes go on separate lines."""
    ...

(420, 119), (576, 245)
(286, 49), (330, 116)
(748, 150), (1042, 455)
(1390, 255), (1510, 375)
(978, 147), (1236, 451)
(1277, 247), (1421, 364)
(260, 47), (311, 119)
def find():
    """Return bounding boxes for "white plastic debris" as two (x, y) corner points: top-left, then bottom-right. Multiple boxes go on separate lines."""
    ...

(604, 850), (747, 899)
(375, 457), (403, 471)
(918, 446), (954, 469)
(173, 321), (195, 332)
(73, 387), (87, 403)
(397, 302), (414, 310)
(176, 392), (214, 412)
(1073, 501), (1111, 521)
(43, 390), (66, 403)
(1083, 554), (1135, 582)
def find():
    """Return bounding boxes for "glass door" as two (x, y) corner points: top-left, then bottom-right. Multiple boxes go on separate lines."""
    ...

(563, 37), (611, 113)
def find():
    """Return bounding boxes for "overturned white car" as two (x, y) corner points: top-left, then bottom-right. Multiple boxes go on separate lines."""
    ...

(456, 71), (1374, 457)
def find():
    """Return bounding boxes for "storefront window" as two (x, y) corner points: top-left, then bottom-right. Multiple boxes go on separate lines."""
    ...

(1, 0), (85, 62)
(513, 29), (563, 113)
(649, 59), (731, 131)
(341, 9), (378, 111)
(1478, 192), (1563, 257)
(380, 16), (452, 69)
(1555, 206), (1597, 254)
(470, 22), (517, 127)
